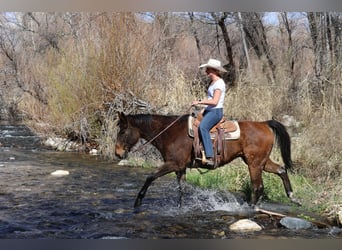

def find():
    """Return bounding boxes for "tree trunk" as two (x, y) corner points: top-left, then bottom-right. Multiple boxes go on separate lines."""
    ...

(240, 12), (276, 83)
(280, 12), (295, 87)
(307, 12), (323, 78)
(188, 12), (203, 62)
(217, 13), (236, 87)
(210, 12), (236, 87)
(237, 12), (251, 76)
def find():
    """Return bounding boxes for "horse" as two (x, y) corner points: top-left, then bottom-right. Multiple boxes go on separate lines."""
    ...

(115, 112), (301, 208)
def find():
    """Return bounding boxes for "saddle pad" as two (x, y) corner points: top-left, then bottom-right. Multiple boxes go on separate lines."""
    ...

(188, 116), (240, 140)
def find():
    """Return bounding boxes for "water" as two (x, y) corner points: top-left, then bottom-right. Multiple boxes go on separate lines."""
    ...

(0, 123), (341, 239)
(0, 124), (41, 149)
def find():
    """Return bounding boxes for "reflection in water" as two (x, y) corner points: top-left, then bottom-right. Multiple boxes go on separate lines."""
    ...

(0, 124), (341, 239)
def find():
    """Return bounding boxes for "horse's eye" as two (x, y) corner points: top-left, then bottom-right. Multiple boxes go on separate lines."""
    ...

(118, 130), (129, 140)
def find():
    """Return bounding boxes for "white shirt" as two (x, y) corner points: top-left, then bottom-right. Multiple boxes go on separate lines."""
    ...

(205, 78), (226, 110)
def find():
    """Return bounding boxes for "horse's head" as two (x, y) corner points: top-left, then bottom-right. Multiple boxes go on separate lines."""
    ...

(115, 112), (140, 159)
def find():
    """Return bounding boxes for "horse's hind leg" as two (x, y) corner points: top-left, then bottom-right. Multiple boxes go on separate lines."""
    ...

(264, 158), (301, 205)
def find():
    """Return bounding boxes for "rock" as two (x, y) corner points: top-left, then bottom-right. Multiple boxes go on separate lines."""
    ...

(89, 149), (98, 155)
(44, 137), (58, 148)
(118, 160), (130, 166)
(338, 209), (342, 226)
(65, 141), (78, 152)
(50, 170), (70, 177)
(280, 216), (312, 230)
(57, 140), (68, 151)
(229, 219), (262, 232)
(44, 137), (82, 152)
(211, 229), (225, 237)
(281, 115), (302, 135)
(282, 115), (300, 128)
(44, 137), (65, 149)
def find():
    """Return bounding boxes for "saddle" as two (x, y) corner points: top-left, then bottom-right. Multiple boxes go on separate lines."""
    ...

(188, 115), (240, 140)
(188, 114), (240, 168)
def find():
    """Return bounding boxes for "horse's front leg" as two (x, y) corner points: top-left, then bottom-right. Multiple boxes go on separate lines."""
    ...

(134, 162), (176, 208)
(134, 175), (155, 208)
(247, 162), (264, 206)
(176, 170), (186, 207)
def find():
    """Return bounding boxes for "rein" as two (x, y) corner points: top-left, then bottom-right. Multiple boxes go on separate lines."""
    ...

(131, 106), (192, 154)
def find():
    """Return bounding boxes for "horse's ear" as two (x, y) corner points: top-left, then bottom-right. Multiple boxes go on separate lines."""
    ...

(118, 112), (128, 128)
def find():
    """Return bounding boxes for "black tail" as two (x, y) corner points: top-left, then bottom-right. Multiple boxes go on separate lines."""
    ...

(267, 120), (293, 171)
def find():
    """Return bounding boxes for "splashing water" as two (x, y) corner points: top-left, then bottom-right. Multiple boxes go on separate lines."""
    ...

(148, 180), (250, 216)
(184, 186), (245, 212)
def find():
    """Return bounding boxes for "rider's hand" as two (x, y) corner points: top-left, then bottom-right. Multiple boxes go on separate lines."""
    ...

(192, 100), (201, 106)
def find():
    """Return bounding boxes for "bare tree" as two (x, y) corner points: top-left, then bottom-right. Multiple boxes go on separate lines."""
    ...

(211, 12), (236, 86)
(330, 13), (342, 64)
(237, 12), (251, 76)
(188, 12), (203, 62)
(203, 12), (236, 86)
(240, 12), (276, 83)
(280, 12), (295, 87)
(307, 12), (324, 79)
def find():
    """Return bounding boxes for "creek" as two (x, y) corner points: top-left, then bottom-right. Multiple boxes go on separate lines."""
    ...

(0, 123), (341, 239)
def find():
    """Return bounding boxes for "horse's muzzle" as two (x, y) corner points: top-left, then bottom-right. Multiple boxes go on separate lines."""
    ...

(115, 144), (127, 159)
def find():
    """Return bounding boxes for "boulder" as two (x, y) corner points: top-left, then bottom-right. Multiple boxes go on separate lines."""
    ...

(50, 170), (70, 177)
(229, 219), (262, 232)
(281, 115), (300, 128)
(280, 216), (312, 230)
(89, 149), (98, 155)
(44, 137), (82, 152)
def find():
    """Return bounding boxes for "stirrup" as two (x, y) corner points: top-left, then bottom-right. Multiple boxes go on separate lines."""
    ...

(195, 157), (216, 168)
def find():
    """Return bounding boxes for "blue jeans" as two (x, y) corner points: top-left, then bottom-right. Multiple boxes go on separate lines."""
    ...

(199, 108), (223, 158)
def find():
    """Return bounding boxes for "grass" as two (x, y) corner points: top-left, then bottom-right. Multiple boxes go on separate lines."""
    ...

(185, 159), (331, 216)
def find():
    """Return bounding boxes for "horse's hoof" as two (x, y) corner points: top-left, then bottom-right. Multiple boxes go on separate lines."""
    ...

(289, 192), (302, 206)
(133, 206), (141, 214)
(134, 198), (142, 208)
(291, 197), (302, 206)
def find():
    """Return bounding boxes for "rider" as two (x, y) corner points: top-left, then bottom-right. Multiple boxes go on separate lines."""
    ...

(192, 59), (227, 167)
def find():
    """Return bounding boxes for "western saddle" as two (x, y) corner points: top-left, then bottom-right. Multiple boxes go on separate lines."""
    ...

(189, 112), (239, 168)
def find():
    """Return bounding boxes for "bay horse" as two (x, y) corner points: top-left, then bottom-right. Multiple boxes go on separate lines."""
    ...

(115, 112), (300, 208)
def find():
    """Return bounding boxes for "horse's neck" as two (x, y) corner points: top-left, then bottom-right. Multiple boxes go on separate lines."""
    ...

(141, 123), (163, 142)
(132, 115), (172, 148)
(130, 116), (160, 142)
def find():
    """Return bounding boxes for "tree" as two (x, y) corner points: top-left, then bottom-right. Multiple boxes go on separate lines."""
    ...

(307, 12), (342, 91)
(280, 12), (295, 87)
(237, 12), (251, 76)
(211, 12), (236, 87)
(240, 12), (276, 83)
(188, 12), (203, 62)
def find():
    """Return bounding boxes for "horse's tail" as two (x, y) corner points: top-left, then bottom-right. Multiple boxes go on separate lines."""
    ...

(267, 120), (293, 171)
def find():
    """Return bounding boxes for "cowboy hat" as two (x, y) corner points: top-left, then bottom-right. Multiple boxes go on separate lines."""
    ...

(199, 58), (227, 72)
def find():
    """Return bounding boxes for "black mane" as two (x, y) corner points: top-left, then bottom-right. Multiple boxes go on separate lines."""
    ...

(127, 114), (188, 128)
